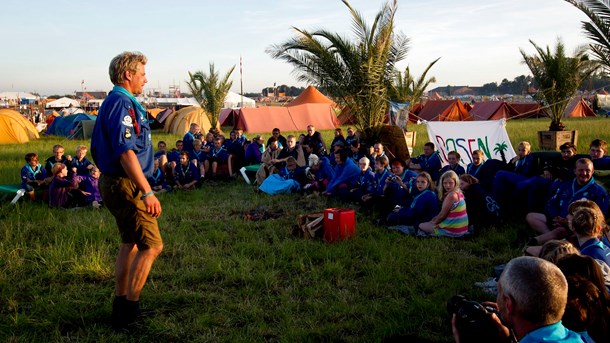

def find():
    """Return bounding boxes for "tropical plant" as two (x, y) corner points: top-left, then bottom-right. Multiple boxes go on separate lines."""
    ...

(266, 0), (409, 140)
(565, 0), (610, 71)
(388, 57), (440, 107)
(186, 63), (235, 132)
(493, 142), (508, 163)
(520, 39), (598, 131)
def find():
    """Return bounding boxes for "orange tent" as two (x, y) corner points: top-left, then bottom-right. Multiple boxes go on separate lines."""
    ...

(417, 100), (472, 121)
(286, 85), (336, 107)
(235, 103), (338, 133)
(469, 101), (519, 120)
(563, 98), (595, 118)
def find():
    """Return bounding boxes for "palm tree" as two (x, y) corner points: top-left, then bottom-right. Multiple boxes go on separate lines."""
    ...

(520, 39), (598, 131)
(266, 0), (409, 139)
(388, 57), (440, 107)
(186, 63), (235, 132)
(493, 142), (508, 163)
(564, 0), (610, 71)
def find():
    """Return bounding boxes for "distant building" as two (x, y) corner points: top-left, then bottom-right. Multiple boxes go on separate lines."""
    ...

(75, 91), (107, 99)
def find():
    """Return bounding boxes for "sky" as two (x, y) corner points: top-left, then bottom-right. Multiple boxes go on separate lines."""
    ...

(0, 0), (592, 97)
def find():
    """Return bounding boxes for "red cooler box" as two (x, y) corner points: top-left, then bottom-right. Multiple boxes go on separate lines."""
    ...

(323, 208), (356, 243)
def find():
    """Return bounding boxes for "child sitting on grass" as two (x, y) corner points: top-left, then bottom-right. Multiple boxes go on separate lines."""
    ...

(69, 145), (94, 176)
(174, 151), (200, 190)
(74, 166), (102, 208)
(570, 207), (610, 266)
(147, 158), (171, 194)
(418, 170), (468, 237)
(49, 163), (80, 208)
(21, 152), (48, 201)
(386, 172), (439, 234)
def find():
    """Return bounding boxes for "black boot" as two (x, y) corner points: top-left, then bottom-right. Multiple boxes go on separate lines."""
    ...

(123, 299), (142, 327)
(111, 295), (127, 329)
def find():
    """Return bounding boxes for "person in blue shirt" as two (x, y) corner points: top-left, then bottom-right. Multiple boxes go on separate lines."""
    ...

(69, 144), (94, 176)
(325, 148), (361, 198)
(361, 155), (391, 206)
(439, 151), (465, 177)
(166, 140), (184, 179)
(182, 123), (201, 153)
(570, 207), (610, 266)
(20, 152), (48, 201)
(174, 151), (200, 190)
(410, 142), (442, 181)
(386, 172), (439, 232)
(90, 51), (162, 329)
(267, 128), (287, 150)
(453, 256), (587, 343)
(348, 140), (366, 165)
(147, 158), (170, 194)
(44, 144), (72, 183)
(205, 137), (229, 178)
(330, 128), (347, 151)
(384, 158), (418, 208)
(588, 138), (610, 170)
(245, 135), (264, 165)
(345, 126), (358, 147)
(348, 156), (375, 203)
(491, 141), (536, 215)
(304, 153), (335, 192)
(226, 130), (247, 176)
(526, 158), (609, 238)
(154, 140), (168, 174)
(188, 139), (206, 179)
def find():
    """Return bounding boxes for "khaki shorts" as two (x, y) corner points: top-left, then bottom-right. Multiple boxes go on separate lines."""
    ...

(99, 174), (162, 250)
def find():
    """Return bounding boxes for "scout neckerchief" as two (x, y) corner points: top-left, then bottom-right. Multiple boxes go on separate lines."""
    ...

(359, 170), (369, 185)
(571, 177), (596, 200)
(191, 150), (203, 160)
(180, 163), (190, 178)
(212, 146), (224, 157)
(27, 164), (42, 178)
(376, 169), (390, 191)
(468, 162), (483, 176)
(112, 86), (145, 135)
(411, 189), (432, 209)
(152, 168), (162, 184)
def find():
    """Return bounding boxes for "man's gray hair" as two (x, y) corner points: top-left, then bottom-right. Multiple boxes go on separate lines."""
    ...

(109, 51), (147, 86)
(499, 256), (567, 326)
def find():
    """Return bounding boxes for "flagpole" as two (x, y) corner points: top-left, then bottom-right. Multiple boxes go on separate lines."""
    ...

(240, 55), (244, 108)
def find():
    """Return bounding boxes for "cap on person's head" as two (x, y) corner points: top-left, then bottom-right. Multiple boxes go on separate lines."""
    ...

(308, 154), (319, 167)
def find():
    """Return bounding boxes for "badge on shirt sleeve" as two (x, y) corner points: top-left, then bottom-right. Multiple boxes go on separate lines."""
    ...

(122, 115), (134, 127)
(125, 127), (132, 139)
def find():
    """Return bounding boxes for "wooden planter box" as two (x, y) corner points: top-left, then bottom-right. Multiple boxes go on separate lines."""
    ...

(537, 130), (578, 151)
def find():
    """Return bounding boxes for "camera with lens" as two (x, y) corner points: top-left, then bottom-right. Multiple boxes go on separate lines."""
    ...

(447, 295), (502, 343)
(387, 174), (399, 182)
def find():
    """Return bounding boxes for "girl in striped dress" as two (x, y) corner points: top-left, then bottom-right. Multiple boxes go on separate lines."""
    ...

(419, 170), (468, 237)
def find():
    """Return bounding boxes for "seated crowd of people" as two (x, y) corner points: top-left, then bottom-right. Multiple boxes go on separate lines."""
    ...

(17, 122), (610, 341)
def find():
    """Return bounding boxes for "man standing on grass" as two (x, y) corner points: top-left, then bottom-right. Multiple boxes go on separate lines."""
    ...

(91, 51), (163, 329)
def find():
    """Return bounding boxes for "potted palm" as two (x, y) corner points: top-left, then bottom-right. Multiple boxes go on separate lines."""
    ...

(520, 39), (598, 150)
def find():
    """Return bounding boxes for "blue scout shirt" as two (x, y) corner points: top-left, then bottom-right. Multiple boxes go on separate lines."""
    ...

(21, 164), (47, 188)
(174, 162), (200, 184)
(411, 152), (442, 181)
(520, 321), (586, 343)
(91, 88), (153, 178)
(545, 177), (609, 218)
(70, 157), (93, 176)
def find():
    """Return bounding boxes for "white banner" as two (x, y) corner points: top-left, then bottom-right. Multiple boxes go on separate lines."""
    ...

(425, 119), (516, 166)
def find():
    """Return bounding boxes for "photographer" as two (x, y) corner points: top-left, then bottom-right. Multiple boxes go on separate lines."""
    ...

(452, 256), (588, 343)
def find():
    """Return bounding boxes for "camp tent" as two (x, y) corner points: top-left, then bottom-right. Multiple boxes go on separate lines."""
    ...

(223, 91), (256, 109)
(469, 101), (519, 121)
(509, 102), (548, 119)
(0, 109), (40, 144)
(233, 103), (338, 133)
(46, 97), (80, 109)
(286, 86), (336, 107)
(219, 108), (240, 126)
(417, 100), (472, 121)
(46, 113), (96, 137)
(563, 98), (595, 118)
(163, 106), (218, 135)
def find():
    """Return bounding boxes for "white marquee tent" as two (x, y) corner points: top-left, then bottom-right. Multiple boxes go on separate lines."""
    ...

(46, 97), (80, 108)
(223, 91), (256, 109)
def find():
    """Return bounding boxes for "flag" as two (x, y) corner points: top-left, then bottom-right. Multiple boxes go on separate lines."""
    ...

(81, 80), (84, 85)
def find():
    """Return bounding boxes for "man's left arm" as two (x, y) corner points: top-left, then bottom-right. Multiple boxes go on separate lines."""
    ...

(120, 150), (161, 218)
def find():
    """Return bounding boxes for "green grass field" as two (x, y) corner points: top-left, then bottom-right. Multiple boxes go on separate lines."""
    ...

(0, 117), (609, 342)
